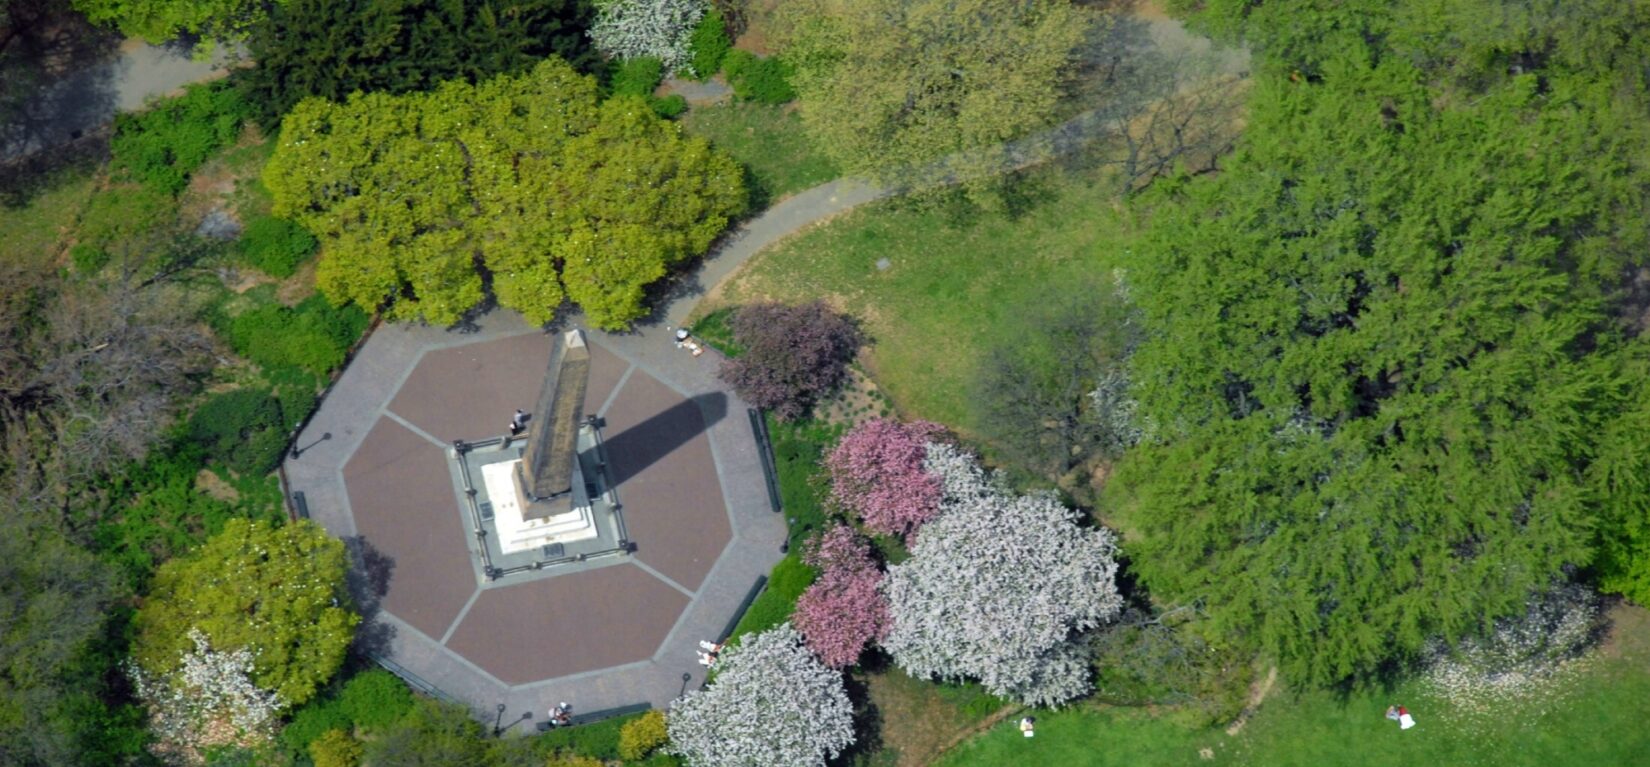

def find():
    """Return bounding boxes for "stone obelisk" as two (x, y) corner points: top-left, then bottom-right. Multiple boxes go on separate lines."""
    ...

(516, 329), (591, 518)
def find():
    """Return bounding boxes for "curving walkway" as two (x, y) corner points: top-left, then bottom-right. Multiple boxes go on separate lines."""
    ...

(662, 10), (1245, 325)
(1, 38), (235, 161)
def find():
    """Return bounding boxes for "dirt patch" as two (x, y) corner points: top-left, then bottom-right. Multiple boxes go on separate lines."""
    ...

(1598, 602), (1650, 660)
(863, 671), (1013, 767)
(1223, 665), (1277, 736)
(228, 269), (276, 294)
(276, 259), (319, 305)
(730, 0), (781, 55)
(195, 468), (240, 503)
(815, 364), (893, 426)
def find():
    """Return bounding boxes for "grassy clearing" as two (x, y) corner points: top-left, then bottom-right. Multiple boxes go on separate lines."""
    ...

(724, 415), (839, 641)
(859, 669), (1007, 767)
(681, 102), (839, 207)
(697, 166), (1135, 433)
(936, 604), (1650, 767)
(0, 170), (98, 266)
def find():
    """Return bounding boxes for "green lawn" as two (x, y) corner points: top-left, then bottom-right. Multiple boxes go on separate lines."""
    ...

(697, 166), (1135, 433)
(680, 102), (839, 207)
(937, 605), (1650, 767)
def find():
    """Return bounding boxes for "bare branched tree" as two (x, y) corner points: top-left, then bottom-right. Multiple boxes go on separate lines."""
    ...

(1, 257), (211, 517)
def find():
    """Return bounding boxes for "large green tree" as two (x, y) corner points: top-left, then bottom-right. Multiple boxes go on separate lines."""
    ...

(265, 57), (745, 328)
(237, 0), (597, 125)
(777, 0), (1093, 182)
(0, 512), (128, 766)
(133, 519), (357, 707)
(1111, 49), (1650, 684)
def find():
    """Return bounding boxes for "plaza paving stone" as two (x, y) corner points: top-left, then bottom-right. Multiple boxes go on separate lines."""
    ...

(284, 313), (784, 722)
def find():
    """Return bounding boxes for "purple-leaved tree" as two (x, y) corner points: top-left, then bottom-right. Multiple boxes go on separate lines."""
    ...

(718, 301), (861, 421)
(825, 418), (944, 539)
(881, 442), (1124, 706)
(794, 525), (889, 668)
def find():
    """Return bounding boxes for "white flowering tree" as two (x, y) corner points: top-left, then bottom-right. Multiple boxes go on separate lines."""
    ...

(880, 443), (1124, 707)
(590, 0), (707, 74)
(667, 624), (854, 767)
(129, 628), (284, 762)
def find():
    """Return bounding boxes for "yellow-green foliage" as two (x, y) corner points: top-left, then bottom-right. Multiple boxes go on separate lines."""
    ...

(266, 57), (745, 329)
(779, 0), (1089, 179)
(134, 519), (358, 707)
(618, 709), (669, 760)
(309, 728), (362, 767)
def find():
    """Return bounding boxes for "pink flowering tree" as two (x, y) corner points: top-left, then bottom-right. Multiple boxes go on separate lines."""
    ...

(825, 418), (944, 539)
(794, 525), (889, 668)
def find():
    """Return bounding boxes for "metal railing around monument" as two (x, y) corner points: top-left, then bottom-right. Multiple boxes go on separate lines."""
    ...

(452, 419), (633, 581)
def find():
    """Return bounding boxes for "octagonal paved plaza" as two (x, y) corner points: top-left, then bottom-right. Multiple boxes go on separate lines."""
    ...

(283, 311), (784, 720)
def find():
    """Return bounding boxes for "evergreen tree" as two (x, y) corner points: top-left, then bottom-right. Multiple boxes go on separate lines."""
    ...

(238, 0), (598, 125)
(1112, 49), (1650, 683)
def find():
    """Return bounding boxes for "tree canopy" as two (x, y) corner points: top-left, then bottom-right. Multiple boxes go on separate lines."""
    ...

(237, 0), (598, 125)
(667, 624), (855, 767)
(72, 0), (275, 43)
(778, 0), (1092, 181)
(1111, 16), (1650, 683)
(133, 519), (357, 707)
(884, 443), (1123, 706)
(265, 57), (745, 328)
(0, 513), (126, 766)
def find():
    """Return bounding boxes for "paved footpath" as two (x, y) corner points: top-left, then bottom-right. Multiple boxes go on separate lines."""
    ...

(2, 39), (233, 160)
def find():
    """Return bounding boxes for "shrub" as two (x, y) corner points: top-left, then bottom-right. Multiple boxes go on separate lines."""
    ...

(612, 56), (665, 98)
(279, 700), (351, 755)
(881, 443), (1124, 707)
(71, 243), (110, 274)
(718, 301), (861, 420)
(224, 295), (369, 378)
(111, 83), (249, 194)
(617, 710), (669, 761)
(530, 711), (640, 760)
(687, 8), (730, 80)
(668, 624), (854, 767)
(825, 419), (944, 539)
(365, 699), (488, 766)
(239, 216), (316, 278)
(651, 93), (688, 118)
(94, 446), (250, 586)
(336, 669), (414, 731)
(794, 526), (888, 668)
(308, 729), (362, 767)
(188, 387), (289, 476)
(722, 50), (795, 104)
